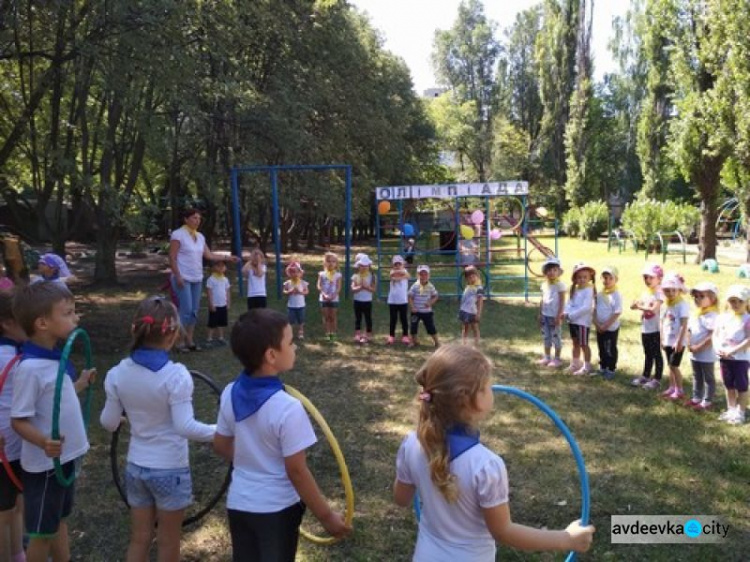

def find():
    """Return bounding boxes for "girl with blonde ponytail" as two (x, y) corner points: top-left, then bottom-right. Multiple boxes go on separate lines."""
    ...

(394, 344), (595, 561)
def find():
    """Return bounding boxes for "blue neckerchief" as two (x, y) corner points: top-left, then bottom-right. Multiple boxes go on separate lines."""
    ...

(231, 372), (283, 422)
(20, 341), (76, 380)
(43, 272), (60, 281)
(0, 337), (22, 352)
(447, 425), (480, 461)
(130, 348), (170, 372)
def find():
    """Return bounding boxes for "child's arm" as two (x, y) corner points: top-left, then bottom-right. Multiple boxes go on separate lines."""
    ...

(213, 433), (234, 462)
(226, 283), (231, 309)
(351, 277), (362, 293)
(74, 368), (96, 394)
(283, 282), (293, 296)
(285, 450), (351, 538)
(393, 478), (416, 507)
(316, 273), (324, 294)
(567, 290), (593, 324)
(483, 503), (594, 553)
(556, 290), (566, 326)
(689, 329), (714, 353)
(476, 294), (484, 320)
(675, 317), (689, 352)
(100, 387), (124, 433)
(172, 402), (216, 442)
(11, 418), (62, 458)
(207, 287), (216, 312)
(301, 281), (309, 296)
(333, 275), (342, 297)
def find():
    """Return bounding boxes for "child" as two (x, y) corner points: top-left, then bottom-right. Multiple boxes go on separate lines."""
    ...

(243, 249), (267, 310)
(100, 296), (216, 561)
(387, 255), (411, 345)
(685, 282), (719, 411)
(537, 257), (566, 368)
(33, 253), (71, 285)
(317, 252), (342, 342)
(564, 263), (595, 375)
(10, 282), (95, 562)
(213, 309), (351, 559)
(393, 344), (595, 560)
(659, 273), (690, 401)
(283, 261), (309, 340)
(630, 263), (665, 389)
(459, 266), (484, 346)
(0, 291), (25, 562)
(351, 255), (376, 344)
(408, 265), (440, 348)
(206, 260), (231, 346)
(713, 285), (750, 425)
(0, 266), (14, 291)
(404, 238), (416, 265)
(594, 266), (622, 379)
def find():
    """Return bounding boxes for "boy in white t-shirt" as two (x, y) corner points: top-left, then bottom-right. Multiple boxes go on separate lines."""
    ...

(11, 282), (95, 562)
(213, 309), (351, 560)
(206, 260), (231, 346)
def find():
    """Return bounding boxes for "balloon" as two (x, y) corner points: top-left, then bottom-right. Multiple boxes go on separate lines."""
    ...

(403, 223), (415, 236)
(460, 225), (475, 239)
(377, 201), (391, 215)
(470, 210), (485, 225)
(489, 228), (502, 240)
(536, 206), (548, 218)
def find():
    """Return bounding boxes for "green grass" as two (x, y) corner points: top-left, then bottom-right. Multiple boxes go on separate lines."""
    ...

(68, 237), (749, 560)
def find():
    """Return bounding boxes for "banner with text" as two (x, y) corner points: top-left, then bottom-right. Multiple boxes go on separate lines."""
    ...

(375, 182), (529, 201)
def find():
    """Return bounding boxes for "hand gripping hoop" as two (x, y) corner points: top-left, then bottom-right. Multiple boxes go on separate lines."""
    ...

(414, 385), (590, 562)
(284, 384), (354, 545)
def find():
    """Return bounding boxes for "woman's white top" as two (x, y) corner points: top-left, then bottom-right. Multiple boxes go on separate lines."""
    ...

(170, 228), (206, 283)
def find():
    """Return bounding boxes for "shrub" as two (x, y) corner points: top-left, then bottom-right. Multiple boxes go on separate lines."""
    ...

(563, 201), (608, 241)
(562, 207), (581, 238)
(620, 197), (700, 247)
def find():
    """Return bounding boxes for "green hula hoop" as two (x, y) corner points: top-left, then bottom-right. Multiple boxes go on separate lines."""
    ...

(52, 327), (93, 487)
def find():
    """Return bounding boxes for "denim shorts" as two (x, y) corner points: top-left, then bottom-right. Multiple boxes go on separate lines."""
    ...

(288, 307), (306, 325)
(125, 462), (192, 511)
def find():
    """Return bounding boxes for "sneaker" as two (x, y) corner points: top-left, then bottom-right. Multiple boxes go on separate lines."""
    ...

(573, 366), (591, 376)
(586, 369), (600, 377)
(547, 358), (563, 368)
(631, 376), (648, 387)
(298, 333), (305, 340)
(536, 357), (551, 366)
(358, 335), (368, 344)
(567, 362), (582, 373)
(603, 369), (616, 381)
(683, 398), (701, 408)
(694, 400), (712, 411)
(354, 331), (361, 342)
(643, 379), (661, 390)
(719, 408), (737, 421)
(386, 336), (395, 345)
(401, 335), (411, 345)
(727, 411), (746, 425)
(660, 387), (676, 398)
(667, 390), (685, 401)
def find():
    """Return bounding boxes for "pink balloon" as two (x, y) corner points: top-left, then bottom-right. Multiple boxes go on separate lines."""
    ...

(470, 210), (485, 225)
(489, 229), (502, 240)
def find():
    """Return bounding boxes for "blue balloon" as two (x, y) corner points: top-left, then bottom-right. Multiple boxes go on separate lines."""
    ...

(403, 223), (415, 236)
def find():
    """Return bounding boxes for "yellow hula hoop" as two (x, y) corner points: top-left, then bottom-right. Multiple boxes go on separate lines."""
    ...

(492, 196), (526, 235)
(284, 384), (355, 545)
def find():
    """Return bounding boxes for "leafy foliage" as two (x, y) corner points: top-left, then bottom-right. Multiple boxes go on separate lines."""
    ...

(621, 195), (700, 246)
(562, 200), (608, 241)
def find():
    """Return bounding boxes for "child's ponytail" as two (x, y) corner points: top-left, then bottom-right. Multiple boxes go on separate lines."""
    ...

(130, 296), (180, 352)
(414, 345), (492, 503)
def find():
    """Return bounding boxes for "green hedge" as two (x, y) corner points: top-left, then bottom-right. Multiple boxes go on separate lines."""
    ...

(562, 201), (609, 241)
(620, 197), (700, 247)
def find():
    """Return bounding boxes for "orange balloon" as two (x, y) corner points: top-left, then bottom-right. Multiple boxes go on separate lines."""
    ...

(378, 201), (391, 215)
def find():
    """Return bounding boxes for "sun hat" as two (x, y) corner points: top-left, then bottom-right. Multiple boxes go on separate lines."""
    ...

(417, 265), (430, 274)
(392, 255), (405, 265)
(38, 253), (71, 278)
(661, 272), (687, 292)
(725, 284), (750, 302)
(542, 256), (562, 274)
(356, 255), (373, 267)
(690, 281), (718, 297)
(601, 265), (619, 279)
(642, 263), (664, 278)
(571, 262), (595, 281)
(285, 261), (304, 275)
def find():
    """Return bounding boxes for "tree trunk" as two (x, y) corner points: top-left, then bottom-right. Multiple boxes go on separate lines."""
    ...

(697, 198), (718, 263)
(94, 221), (120, 284)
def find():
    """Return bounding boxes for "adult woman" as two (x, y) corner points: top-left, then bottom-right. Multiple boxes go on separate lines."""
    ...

(169, 208), (237, 351)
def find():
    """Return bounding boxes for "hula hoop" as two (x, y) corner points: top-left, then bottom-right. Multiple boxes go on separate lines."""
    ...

(0, 354), (23, 490)
(284, 384), (354, 545)
(110, 370), (231, 527)
(53, 328), (93, 487)
(413, 385), (590, 562)
(492, 197), (526, 236)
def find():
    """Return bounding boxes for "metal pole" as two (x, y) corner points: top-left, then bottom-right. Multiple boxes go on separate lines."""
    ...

(271, 168), (282, 299)
(345, 165), (352, 299)
(230, 168), (244, 295)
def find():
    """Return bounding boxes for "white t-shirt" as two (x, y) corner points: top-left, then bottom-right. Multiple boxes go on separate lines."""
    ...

(318, 271), (342, 303)
(688, 312), (718, 362)
(206, 275), (230, 308)
(352, 272), (375, 303)
(714, 312), (750, 361)
(396, 432), (508, 562)
(460, 285), (484, 315)
(284, 280), (308, 309)
(541, 280), (567, 318)
(639, 289), (664, 333)
(565, 286), (594, 327)
(216, 384), (317, 513)
(170, 227), (206, 283)
(0, 345), (21, 462)
(388, 276), (409, 305)
(246, 264), (267, 298)
(661, 300), (690, 347)
(100, 358), (215, 469)
(11, 357), (89, 472)
(595, 290), (623, 331)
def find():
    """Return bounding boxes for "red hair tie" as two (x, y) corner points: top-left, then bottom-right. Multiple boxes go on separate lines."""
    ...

(161, 317), (171, 335)
(141, 315), (155, 325)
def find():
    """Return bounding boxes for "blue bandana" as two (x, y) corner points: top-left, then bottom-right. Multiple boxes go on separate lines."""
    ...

(0, 337), (22, 352)
(130, 348), (170, 372)
(231, 373), (283, 422)
(20, 341), (76, 380)
(447, 425), (480, 461)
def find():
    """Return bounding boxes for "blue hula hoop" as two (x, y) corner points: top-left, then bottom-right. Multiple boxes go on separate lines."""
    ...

(413, 385), (590, 562)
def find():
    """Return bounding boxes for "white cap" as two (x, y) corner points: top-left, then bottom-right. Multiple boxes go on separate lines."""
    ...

(690, 281), (718, 297)
(417, 265), (430, 273)
(392, 255), (405, 264)
(661, 273), (687, 292)
(726, 284), (750, 302)
(601, 266), (619, 278)
(356, 255), (373, 267)
(542, 257), (562, 273)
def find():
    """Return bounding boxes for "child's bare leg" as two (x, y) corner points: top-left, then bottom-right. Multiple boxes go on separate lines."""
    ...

(155, 509), (185, 562)
(726, 388), (737, 408)
(25, 537), (52, 562)
(673, 367), (683, 389)
(582, 345), (591, 364)
(572, 341), (581, 361)
(127, 507), (156, 562)
(472, 323), (480, 344)
(331, 310), (338, 334)
(462, 324), (468, 344)
(738, 391), (748, 414)
(298, 323), (305, 337)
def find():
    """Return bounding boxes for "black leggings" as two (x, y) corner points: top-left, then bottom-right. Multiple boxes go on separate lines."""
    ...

(389, 304), (409, 337)
(641, 332), (663, 380)
(597, 329), (619, 371)
(228, 502), (305, 562)
(354, 301), (373, 332)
